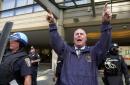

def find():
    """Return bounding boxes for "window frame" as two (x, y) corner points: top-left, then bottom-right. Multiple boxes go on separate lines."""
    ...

(0, 0), (44, 18)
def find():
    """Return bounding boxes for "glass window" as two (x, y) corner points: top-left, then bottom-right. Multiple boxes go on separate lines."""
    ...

(16, 0), (33, 7)
(1, 0), (44, 18)
(15, 6), (33, 15)
(1, 10), (14, 17)
(95, 0), (109, 2)
(76, 0), (90, 5)
(16, 0), (27, 7)
(27, 0), (34, 5)
(64, 0), (74, 6)
(64, 0), (90, 6)
(34, 4), (44, 12)
(2, 0), (15, 10)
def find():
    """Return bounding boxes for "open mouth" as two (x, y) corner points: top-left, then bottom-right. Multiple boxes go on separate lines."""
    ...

(77, 39), (82, 42)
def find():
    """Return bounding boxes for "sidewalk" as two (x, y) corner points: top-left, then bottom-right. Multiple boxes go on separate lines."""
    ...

(37, 69), (55, 85)
(37, 63), (55, 85)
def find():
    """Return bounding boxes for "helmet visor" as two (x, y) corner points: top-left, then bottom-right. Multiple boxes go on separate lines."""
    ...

(9, 34), (20, 41)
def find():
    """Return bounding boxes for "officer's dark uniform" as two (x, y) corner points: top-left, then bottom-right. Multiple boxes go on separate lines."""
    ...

(29, 51), (40, 85)
(2, 49), (32, 85)
(103, 43), (130, 85)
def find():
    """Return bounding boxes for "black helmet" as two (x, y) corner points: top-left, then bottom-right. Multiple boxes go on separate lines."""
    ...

(110, 43), (118, 49)
(109, 43), (119, 55)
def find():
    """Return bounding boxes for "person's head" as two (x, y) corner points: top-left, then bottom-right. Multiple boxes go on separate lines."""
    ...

(109, 43), (119, 55)
(9, 32), (28, 52)
(73, 28), (87, 48)
(30, 46), (36, 53)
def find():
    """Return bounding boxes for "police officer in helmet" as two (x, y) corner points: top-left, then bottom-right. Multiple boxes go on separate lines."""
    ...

(109, 43), (119, 55)
(2, 32), (32, 85)
(103, 43), (130, 85)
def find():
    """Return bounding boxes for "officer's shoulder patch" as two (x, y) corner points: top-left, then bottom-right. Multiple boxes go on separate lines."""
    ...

(24, 57), (31, 67)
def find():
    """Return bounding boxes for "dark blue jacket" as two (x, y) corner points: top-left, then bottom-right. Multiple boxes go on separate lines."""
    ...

(49, 22), (112, 85)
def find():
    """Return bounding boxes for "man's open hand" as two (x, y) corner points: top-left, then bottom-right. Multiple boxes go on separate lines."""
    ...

(102, 3), (112, 23)
(46, 12), (55, 24)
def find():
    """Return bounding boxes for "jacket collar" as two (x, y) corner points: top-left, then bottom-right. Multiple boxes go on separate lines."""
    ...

(71, 46), (91, 54)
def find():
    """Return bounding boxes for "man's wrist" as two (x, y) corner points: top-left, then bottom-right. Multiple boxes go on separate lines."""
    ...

(101, 22), (112, 32)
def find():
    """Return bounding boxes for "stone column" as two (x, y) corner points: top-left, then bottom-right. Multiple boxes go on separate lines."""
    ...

(0, 0), (2, 11)
(51, 10), (64, 72)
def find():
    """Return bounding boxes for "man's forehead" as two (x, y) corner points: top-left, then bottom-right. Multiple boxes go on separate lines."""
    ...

(74, 28), (86, 34)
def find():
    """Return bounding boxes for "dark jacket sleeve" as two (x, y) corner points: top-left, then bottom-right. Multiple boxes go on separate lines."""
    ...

(121, 56), (130, 85)
(49, 23), (67, 56)
(91, 22), (112, 66)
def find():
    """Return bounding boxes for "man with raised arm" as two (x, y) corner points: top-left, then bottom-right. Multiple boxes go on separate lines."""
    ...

(47, 3), (112, 85)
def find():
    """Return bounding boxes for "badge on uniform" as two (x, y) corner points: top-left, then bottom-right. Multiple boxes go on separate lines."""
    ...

(9, 79), (18, 85)
(85, 53), (92, 62)
(24, 58), (31, 67)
